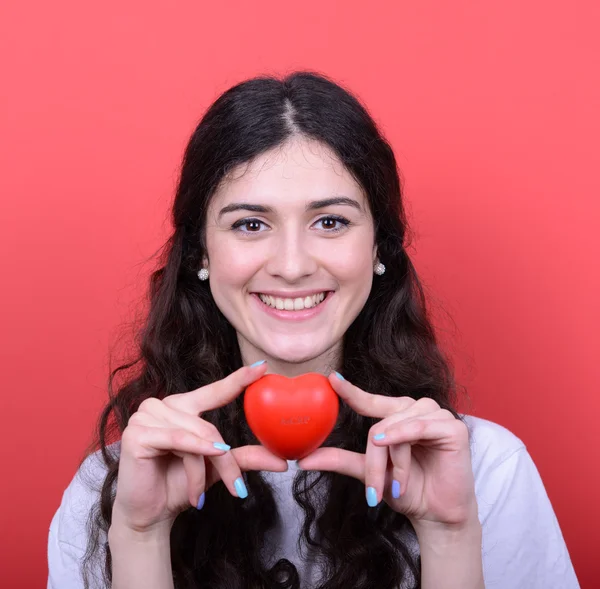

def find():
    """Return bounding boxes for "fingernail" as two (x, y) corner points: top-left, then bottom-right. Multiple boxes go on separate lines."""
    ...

(334, 371), (345, 381)
(392, 480), (401, 499)
(234, 477), (248, 499)
(196, 492), (205, 510)
(373, 433), (385, 441)
(213, 442), (231, 451)
(250, 360), (266, 367)
(366, 486), (378, 507)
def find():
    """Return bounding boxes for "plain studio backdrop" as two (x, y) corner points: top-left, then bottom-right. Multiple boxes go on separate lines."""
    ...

(0, 1), (598, 586)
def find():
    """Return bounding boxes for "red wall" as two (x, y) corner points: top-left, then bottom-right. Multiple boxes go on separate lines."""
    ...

(1, 1), (597, 586)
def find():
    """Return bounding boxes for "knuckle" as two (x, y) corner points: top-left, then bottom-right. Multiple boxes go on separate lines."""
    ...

(138, 397), (163, 414)
(171, 428), (194, 447)
(452, 419), (470, 441)
(416, 397), (440, 412)
(438, 409), (456, 420)
(121, 424), (145, 447)
(202, 421), (221, 439)
(127, 412), (145, 427)
(162, 394), (180, 409)
(212, 378), (231, 400)
(411, 419), (427, 435)
(392, 464), (407, 476)
(330, 449), (345, 470)
(232, 445), (249, 462)
(366, 395), (378, 413)
(186, 453), (206, 474)
(365, 464), (383, 479)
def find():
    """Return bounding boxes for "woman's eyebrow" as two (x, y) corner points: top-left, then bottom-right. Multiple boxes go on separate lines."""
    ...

(217, 196), (363, 219)
(308, 197), (363, 212)
(218, 203), (272, 218)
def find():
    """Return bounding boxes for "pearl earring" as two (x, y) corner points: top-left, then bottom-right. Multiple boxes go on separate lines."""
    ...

(198, 268), (209, 281)
(374, 262), (386, 275)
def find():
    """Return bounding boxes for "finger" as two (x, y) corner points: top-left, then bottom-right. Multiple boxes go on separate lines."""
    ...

(204, 452), (248, 500)
(165, 361), (269, 416)
(142, 400), (234, 450)
(127, 409), (166, 428)
(182, 453), (206, 510)
(121, 425), (230, 460)
(370, 400), (448, 442)
(373, 409), (460, 446)
(231, 445), (289, 473)
(204, 445), (289, 488)
(203, 441), (290, 500)
(364, 432), (388, 507)
(297, 447), (365, 482)
(329, 372), (414, 418)
(388, 442), (411, 500)
(372, 415), (468, 450)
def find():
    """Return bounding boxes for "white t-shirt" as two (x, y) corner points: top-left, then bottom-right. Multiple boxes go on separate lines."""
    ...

(47, 415), (580, 588)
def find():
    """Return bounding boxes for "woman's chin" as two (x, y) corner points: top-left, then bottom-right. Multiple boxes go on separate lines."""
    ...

(260, 343), (326, 367)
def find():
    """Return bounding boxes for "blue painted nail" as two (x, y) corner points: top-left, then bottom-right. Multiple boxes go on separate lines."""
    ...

(373, 433), (385, 441)
(250, 360), (266, 367)
(196, 492), (205, 510)
(213, 442), (231, 451)
(234, 477), (248, 499)
(334, 371), (345, 381)
(392, 480), (401, 499)
(366, 486), (378, 507)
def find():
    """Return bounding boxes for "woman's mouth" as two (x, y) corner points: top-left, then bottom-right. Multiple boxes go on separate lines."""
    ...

(258, 291), (327, 310)
(250, 291), (334, 321)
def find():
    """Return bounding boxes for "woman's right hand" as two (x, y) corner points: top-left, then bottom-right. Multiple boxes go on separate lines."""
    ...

(110, 361), (287, 536)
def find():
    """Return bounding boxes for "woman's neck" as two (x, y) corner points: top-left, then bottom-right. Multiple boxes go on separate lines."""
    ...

(238, 337), (341, 378)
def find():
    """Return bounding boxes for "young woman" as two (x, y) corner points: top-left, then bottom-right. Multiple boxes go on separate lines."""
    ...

(47, 71), (579, 589)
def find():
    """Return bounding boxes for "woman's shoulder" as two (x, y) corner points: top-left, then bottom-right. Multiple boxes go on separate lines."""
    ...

(48, 442), (120, 588)
(67, 440), (121, 498)
(459, 413), (555, 532)
(49, 442), (120, 550)
(461, 413), (526, 472)
(458, 416), (580, 587)
(459, 414), (532, 517)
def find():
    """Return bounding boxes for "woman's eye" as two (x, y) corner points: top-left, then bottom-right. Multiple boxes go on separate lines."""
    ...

(315, 216), (351, 232)
(231, 219), (267, 233)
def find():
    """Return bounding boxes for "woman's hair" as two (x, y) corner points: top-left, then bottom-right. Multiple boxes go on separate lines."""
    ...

(82, 70), (466, 589)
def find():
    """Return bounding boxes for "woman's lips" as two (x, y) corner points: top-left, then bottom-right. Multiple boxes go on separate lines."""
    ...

(250, 291), (334, 321)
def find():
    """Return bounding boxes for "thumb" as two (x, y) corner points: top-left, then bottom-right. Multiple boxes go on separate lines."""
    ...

(205, 445), (288, 488)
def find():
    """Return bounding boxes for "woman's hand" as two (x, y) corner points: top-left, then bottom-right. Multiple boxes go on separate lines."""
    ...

(111, 361), (288, 535)
(297, 372), (478, 534)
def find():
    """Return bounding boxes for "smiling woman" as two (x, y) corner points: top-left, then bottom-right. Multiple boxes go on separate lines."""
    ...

(47, 71), (579, 589)
(203, 139), (377, 368)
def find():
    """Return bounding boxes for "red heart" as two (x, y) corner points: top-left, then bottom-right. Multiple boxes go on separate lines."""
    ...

(244, 373), (339, 460)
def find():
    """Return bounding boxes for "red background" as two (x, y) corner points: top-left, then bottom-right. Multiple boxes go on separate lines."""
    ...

(1, 1), (598, 586)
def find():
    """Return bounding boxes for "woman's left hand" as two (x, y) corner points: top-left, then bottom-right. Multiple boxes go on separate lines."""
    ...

(297, 372), (479, 533)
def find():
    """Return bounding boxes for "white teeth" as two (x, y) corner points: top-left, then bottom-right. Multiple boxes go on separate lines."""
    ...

(258, 292), (327, 310)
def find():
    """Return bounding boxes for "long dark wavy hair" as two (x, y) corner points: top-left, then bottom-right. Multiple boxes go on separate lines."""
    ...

(81, 70), (466, 589)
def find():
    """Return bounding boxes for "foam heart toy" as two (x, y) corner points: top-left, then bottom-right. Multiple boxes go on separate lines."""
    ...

(244, 373), (339, 460)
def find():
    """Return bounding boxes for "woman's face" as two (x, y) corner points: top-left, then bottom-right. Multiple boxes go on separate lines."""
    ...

(204, 136), (377, 369)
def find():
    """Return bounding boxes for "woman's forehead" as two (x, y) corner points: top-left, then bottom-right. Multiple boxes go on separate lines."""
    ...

(210, 138), (367, 211)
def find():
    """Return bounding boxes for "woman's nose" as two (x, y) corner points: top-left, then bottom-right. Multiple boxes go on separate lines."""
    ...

(264, 230), (318, 282)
